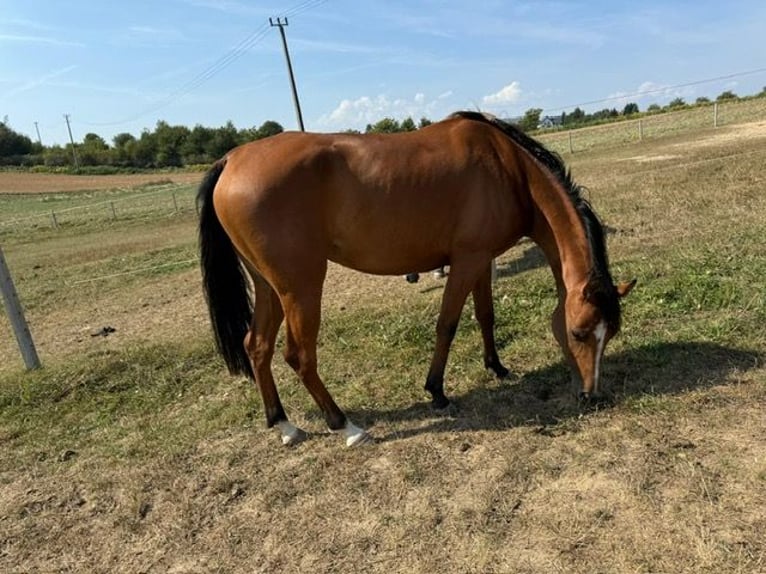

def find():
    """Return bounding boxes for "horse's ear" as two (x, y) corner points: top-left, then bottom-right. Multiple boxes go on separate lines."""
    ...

(616, 279), (637, 298)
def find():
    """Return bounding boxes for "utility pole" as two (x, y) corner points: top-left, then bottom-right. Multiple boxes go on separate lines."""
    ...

(34, 122), (42, 146)
(269, 17), (305, 132)
(63, 114), (80, 170)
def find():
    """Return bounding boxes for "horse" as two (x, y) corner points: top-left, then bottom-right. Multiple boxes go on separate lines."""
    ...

(197, 111), (635, 447)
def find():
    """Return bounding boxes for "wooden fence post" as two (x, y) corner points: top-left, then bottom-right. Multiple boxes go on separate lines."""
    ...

(0, 246), (41, 370)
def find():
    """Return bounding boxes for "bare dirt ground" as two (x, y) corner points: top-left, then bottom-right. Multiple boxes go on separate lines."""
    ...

(0, 171), (203, 194)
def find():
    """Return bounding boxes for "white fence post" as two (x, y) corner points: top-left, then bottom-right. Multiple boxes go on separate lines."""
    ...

(0, 246), (41, 370)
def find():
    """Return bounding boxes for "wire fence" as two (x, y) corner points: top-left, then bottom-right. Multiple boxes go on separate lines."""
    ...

(0, 183), (198, 236)
(2, 96), (765, 238)
(537, 97), (766, 155)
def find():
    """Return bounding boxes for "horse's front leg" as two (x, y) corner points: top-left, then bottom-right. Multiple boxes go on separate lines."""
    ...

(424, 257), (488, 409)
(472, 263), (509, 379)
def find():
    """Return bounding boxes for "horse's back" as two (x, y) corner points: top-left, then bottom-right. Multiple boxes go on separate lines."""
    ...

(212, 120), (530, 276)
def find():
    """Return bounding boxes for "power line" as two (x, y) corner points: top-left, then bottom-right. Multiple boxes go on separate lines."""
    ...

(544, 67), (766, 114)
(78, 0), (328, 128)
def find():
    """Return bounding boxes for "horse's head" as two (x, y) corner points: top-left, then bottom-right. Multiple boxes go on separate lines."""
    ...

(552, 277), (636, 400)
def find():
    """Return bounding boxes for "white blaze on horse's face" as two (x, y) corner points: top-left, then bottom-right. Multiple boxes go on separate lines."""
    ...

(592, 320), (608, 394)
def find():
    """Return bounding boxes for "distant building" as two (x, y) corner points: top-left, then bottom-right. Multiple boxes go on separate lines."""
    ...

(537, 115), (563, 129)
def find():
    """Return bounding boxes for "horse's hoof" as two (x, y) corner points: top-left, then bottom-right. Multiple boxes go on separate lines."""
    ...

(488, 364), (510, 379)
(430, 395), (450, 409)
(278, 421), (307, 446)
(433, 402), (458, 418)
(337, 421), (371, 447)
(346, 430), (372, 447)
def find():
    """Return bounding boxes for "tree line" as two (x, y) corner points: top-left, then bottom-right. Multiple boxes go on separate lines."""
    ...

(2, 87), (764, 170)
(0, 119), (285, 170)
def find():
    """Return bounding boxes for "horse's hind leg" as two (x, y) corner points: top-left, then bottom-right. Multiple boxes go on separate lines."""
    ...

(280, 280), (369, 447)
(472, 263), (509, 379)
(245, 273), (306, 446)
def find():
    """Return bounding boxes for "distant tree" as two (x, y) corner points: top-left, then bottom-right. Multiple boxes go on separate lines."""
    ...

(518, 107), (542, 132)
(0, 122), (34, 157)
(80, 133), (110, 166)
(183, 125), (214, 164)
(622, 102), (639, 116)
(83, 133), (108, 149)
(366, 118), (401, 133)
(647, 103), (662, 113)
(112, 133), (136, 166)
(113, 133), (136, 148)
(400, 117), (417, 132)
(43, 144), (70, 167)
(716, 90), (738, 102)
(668, 97), (686, 109)
(695, 96), (711, 105)
(563, 107), (586, 126)
(592, 108), (619, 121)
(132, 130), (158, 168)
(206, 121), (241, 158)
(759, 86), (766, 98)
(154, 121), (190, 167)
(255, 120), (284, 139)
(418, 117), (432, 129)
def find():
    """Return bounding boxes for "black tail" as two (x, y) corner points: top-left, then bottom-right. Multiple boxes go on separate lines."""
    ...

(197, 159), (254, 378)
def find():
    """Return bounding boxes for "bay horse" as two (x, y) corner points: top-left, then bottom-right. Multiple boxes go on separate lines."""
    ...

(197, 111), (635, 447)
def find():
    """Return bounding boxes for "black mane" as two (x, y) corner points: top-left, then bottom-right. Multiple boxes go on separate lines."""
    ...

(451, 111), (621, 329)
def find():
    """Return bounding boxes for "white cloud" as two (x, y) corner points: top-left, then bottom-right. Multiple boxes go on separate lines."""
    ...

(482, 82), (522, 106)
(0, 33), (84, 47)
(317, 91), (454, 130)
(1, 65), (78, 101)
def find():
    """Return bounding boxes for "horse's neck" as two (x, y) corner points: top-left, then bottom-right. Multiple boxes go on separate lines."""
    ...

(528, 184), (592, 297)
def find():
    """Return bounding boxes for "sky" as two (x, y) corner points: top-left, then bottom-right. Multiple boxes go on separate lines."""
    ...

(2, 0), (766, 146)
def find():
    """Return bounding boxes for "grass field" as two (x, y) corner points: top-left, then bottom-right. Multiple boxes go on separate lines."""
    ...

(1, 116), (765, 573)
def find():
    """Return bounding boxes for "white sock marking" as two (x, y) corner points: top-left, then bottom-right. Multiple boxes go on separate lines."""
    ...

(337, 421), (368, 447)
(277, 420), (304, 446)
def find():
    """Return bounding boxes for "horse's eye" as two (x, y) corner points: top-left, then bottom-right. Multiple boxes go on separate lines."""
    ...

(571, 328), (589, 342)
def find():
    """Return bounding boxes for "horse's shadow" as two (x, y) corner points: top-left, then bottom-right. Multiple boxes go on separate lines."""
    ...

(416, 245), (546, 294)
(494, 243), (546, 280)
(346, 342), (762, 441)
